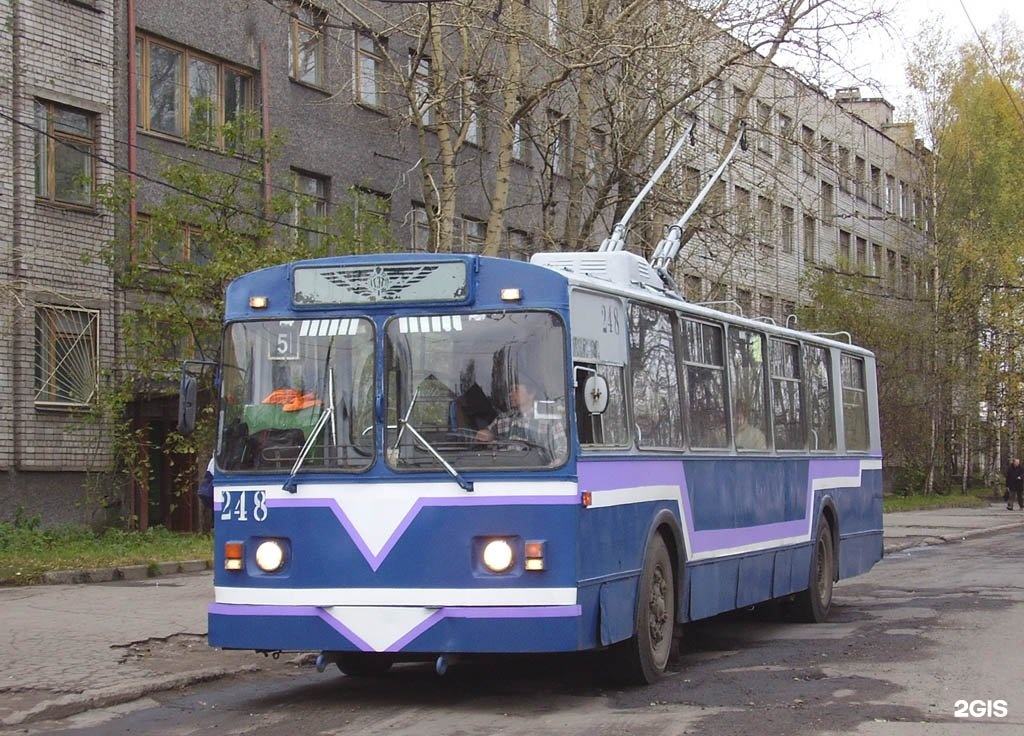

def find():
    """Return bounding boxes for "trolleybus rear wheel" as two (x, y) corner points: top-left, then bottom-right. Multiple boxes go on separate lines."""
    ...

(792, 519), (835, 623)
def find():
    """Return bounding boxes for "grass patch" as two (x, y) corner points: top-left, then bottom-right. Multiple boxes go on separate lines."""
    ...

(0, 515), (211, 586)
(883, 489), (992, 513)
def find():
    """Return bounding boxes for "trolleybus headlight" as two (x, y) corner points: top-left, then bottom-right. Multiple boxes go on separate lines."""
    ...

(255, 540), (286, 572)
(482, 539), (515, 573)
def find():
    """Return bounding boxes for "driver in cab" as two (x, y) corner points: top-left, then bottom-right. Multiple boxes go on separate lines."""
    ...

(475, 382), (567, 462)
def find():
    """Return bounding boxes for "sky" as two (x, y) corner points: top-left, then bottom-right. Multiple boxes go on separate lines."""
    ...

(846, 0), (1024, 110)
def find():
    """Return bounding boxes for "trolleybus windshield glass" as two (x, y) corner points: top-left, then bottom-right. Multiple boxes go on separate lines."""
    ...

(385, 311), (568, 470)
(217, 317), (375, 472)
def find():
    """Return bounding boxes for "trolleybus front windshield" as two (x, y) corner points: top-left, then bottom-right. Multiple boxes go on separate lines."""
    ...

(385, 311), (569, 470)
(217, 317), (375, 472)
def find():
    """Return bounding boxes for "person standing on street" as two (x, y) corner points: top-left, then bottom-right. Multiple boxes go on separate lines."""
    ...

(1005, 458), (1024, 510)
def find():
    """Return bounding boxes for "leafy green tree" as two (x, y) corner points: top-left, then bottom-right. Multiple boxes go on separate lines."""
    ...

(905, 16), (1024, 491)
(96, 115), (395, 526)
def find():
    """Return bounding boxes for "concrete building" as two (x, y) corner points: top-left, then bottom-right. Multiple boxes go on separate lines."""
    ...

(1, 1), (934, 529)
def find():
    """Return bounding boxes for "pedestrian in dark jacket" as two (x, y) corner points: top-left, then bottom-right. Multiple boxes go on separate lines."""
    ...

(1005, 458), (1024, 510)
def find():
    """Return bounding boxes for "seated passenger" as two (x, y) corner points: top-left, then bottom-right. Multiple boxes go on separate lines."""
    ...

(734, 405), (767, 450)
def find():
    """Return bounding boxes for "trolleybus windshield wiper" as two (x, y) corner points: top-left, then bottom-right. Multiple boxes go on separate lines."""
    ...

(393, 388), (474, 493)
(282, 367), (335, 494)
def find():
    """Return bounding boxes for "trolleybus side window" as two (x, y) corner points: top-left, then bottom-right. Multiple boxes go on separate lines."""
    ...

(628, 303), (682, 448)
(841, 353), (870, 451)
(805, 344), (836, 451)
(728, 327), (770, 450)
(681, 318), (728, 449)
(769, 337), (806, 450)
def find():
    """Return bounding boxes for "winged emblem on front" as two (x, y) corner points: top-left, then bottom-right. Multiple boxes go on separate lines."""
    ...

(318, 265), (436, 302)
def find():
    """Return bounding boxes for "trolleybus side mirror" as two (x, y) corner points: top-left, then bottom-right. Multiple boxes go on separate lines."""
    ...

(178, 373), (198, 436)
(582, 375), (609, 415)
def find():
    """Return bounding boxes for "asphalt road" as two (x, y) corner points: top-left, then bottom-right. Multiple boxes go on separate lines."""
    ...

(10, 527), (1023, 736)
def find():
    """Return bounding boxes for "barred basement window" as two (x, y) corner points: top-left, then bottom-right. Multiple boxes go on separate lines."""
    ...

(34, 306), (99, 408)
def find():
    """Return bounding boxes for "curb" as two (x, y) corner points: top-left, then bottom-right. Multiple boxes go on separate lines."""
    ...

(39, 559), (212, 585)
(0, 665), (258, 727)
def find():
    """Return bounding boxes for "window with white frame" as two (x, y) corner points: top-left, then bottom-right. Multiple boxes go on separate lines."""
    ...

(136, 34), (253, 146)
(293, 171), (328, 247)
(34, 100), (95, 207)
(511, 115), (528, 163)
(355, 30), (385, 107)
(587, 127), (607, 185)
(34, 306), (99, 407)
(290, 2), (325, 87)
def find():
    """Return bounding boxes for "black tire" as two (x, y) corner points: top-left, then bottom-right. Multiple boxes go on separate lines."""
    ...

(336, 653), (393, 677)
(792, 519), (835, 623)
(611, 533), (676, 685)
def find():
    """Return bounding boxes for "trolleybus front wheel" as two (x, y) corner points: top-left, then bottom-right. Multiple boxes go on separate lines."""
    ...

(611, 532), (675, 685)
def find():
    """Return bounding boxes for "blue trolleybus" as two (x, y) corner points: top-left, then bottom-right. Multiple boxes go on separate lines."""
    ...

(182, 246), (882, 684)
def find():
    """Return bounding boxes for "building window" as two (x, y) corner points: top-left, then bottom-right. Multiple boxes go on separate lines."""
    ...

(34, 100), (95, 207)
(34, 306), (99, 408)
(453, 217), (486, 253)
(838, 146), (851, 192)
(778, 113), (793, 166)
(756, 101), (772, 156)
(820, 182), (834, 222)
(410, 52), (434, 126)
(504, 229), (531, 260)
(854, 156), (866, 199)
(293, 171), (328, 247)
(290, 2), (325, 87)
(136, 34), (253, 146)
(463, 80), (483, 146)
(870, 165), (882, 208)
(802, 213), (816, 262)
(781, 205), (795, 253)
(758, 195), (773, 245)
(733, 185), (752, 235)
(135, 214), (209, 266)
(353, 188), (390, 248)
(411, 204), (432, 251)
(839, 229), (851, 268)
(885, 174), (896, 213)
(511, 115), (528, 164)
(801, 125), (815, 175)
(355, 30), (385, 108)
(549, 110), (570, 176)
(683, 274), (702, 301)
(856, 236), (868, 272)
(546, 0), (559, 46)
(587, 127), (608, 186)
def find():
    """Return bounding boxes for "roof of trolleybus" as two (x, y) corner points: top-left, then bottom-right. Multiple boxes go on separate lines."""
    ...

(223, 250), (874, 362)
